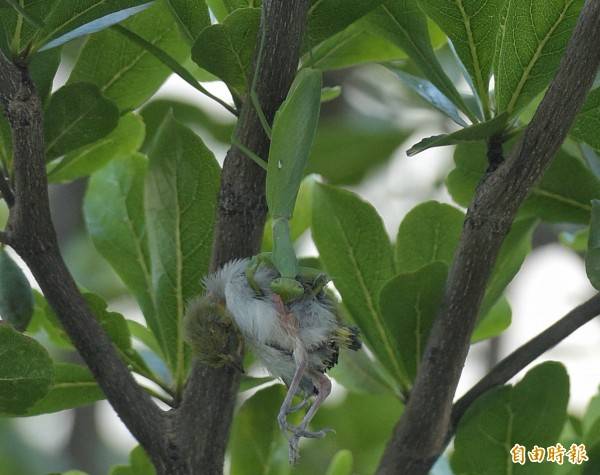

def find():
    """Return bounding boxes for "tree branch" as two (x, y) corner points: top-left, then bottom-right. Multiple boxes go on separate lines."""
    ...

(0, 51), (170, 469)
(376, 2), (600, 474)
(174, 1), (311, 473)
(451, 292), (600, 438)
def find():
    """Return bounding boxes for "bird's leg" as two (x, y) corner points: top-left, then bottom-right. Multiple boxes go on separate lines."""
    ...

(277, 343), (307, 434)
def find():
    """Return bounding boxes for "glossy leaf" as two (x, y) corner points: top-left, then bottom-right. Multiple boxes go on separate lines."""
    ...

(306, 0), (385, 48)
(44, 83), (119, 160)
(0, 326), (53, 415)
(388, 67), (467, 127)
(49, 113), (145, 183)
(367, 1), (470, 120)
(325, 450), (353, 475)
(407, 113), (509, 156)
(69, 1), (187, 112)
(447, 142), (600, 224)
(145, 115), (220, 375)
(29, 47), (62, 104)
(379, 262), (448, 382)
(571, 88), (600, 150)
(22, 363), (104, 416)
(312, 184), (406, 387)
(0, 249), (34, 332)
(495, 0), (584, 114)
(586, 200), (600, 290)
(471, 297), (511, 343)
(395, 201), (464, 273)
(328, 347), (396, 395)
(191, 8), (260, 97)
(417, 0), (504, 106)
(238, 376), (273, 392)
(84, 293), (131, 352)
(84, 153), (157, 337)
(307, 115), (410, 185)
(38, 2), (154, 51)
(166, 0), (210, 43)
(229, 385), (287, 475)
(452, 362), (569, 474)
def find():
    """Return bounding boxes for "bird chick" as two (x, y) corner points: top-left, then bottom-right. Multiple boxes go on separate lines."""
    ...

(191, 258), (361, 463)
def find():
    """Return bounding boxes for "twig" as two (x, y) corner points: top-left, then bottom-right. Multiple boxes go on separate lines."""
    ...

(376, 2), (600, 474)
(175, 0), (312, 472)
(451, 293), (600, 437)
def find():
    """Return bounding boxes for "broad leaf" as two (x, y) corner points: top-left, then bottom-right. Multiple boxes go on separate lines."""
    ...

(29, 47), (62, 104)
(84, 293), (132, 352)
(145, 115), (220, 376)
(109, 446), (156, 475)
(417, 0), (504, 107)
(191, 8), (260, 97)
(44, 83), (119, 160)
(379, 262), (448, 382)
(495, 0), (584, 114)
(452, 362), (569, 474)
(447, 142), (600, 224)
(367, 1), (470, 120)
(0, 249), (34, 332)
(49, 113), (145, 183)
(571, 88), (600, 150)
(471, 297), (511, 343)
(0, 326), (53, 415)
(312, 184), (407, 387)
(326, 450), (354, 475)
(395, 201), (464, 273)
(388, 67), (467, 127)
(69, 1), (187, 112)
(238, 376), (273, 392)
(229, 385), (287, 475)
(166, 0), (210, 43)
(23, 363), (104, 416)
(586, 200), (600, 290)
(307, 115), (410, 185)
(127, 320), (163, 358)
(407, 113), (509, 156)
(38, 1), (154, 51)
(328, 347), (396, 395)
(84, 154), (157, 341)
(306, 0), (385, 48)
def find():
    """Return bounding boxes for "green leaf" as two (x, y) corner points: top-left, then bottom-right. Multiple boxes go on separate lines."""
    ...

(452, 362), (570, 474)
(0, 249), (34, 332)
(560, 227), (589, 252)
(166, 0), (210, 42)
(0, 325), (53, 415)
(471, 297), (512, 343)
(586, 200), (600, 290)
(328, 347), (396, 395)
(417, 0), (504, 108)
(44, 82), (119, 160)
(22, 363), (104, 416)
(262, 175), (317, 252)
(495, 0), (584, 114)
(321, 86), (342, 103)
(379, 262), (448, 382)
(191, 8), (260, 97)
(395, 200), (464, 273)
(303, 22), (406, 71)
(109, 445), (156, 475)
(312, 184), (407, 388)
(238, 376), (273, 392)
(38, 2), (154, 51)
(307, 115), (410, 185)
(127, 320), (163, 358)
(407, 113), (509, 156)
(145, 114), (220, 377)
(325, 450), (354, 475)
(367, 1), (471, 120)
(83, 293), (131, 352)
(69, 1), (188, 112)
(306, 0), (385, 48)
(29, 47), (62, 104)
(229, 385), (287, 475)
(447, 142), (600, 224)
(3, 0), (45, 29)
(388, 67), (467, 127)
(49, 113), (145, 183)
(571, 88), (600, 150)
(84, 153), (157, 337)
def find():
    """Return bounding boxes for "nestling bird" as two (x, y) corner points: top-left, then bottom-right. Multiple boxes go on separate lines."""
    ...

(185, 258), (361, 463)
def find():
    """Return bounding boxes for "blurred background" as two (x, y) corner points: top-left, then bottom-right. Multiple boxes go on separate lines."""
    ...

(1, 35), (598, 475)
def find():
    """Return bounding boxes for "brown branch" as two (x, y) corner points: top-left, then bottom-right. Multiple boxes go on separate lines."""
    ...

(451, 292), (600, 438)
(174, 1), (311, 474)
(376, 2), (600, 474)
(0, 52), (171, 470)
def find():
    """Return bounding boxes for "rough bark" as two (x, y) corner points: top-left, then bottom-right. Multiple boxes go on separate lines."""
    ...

(376, 1), (600, 473)
(174, 1), (311, 474)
